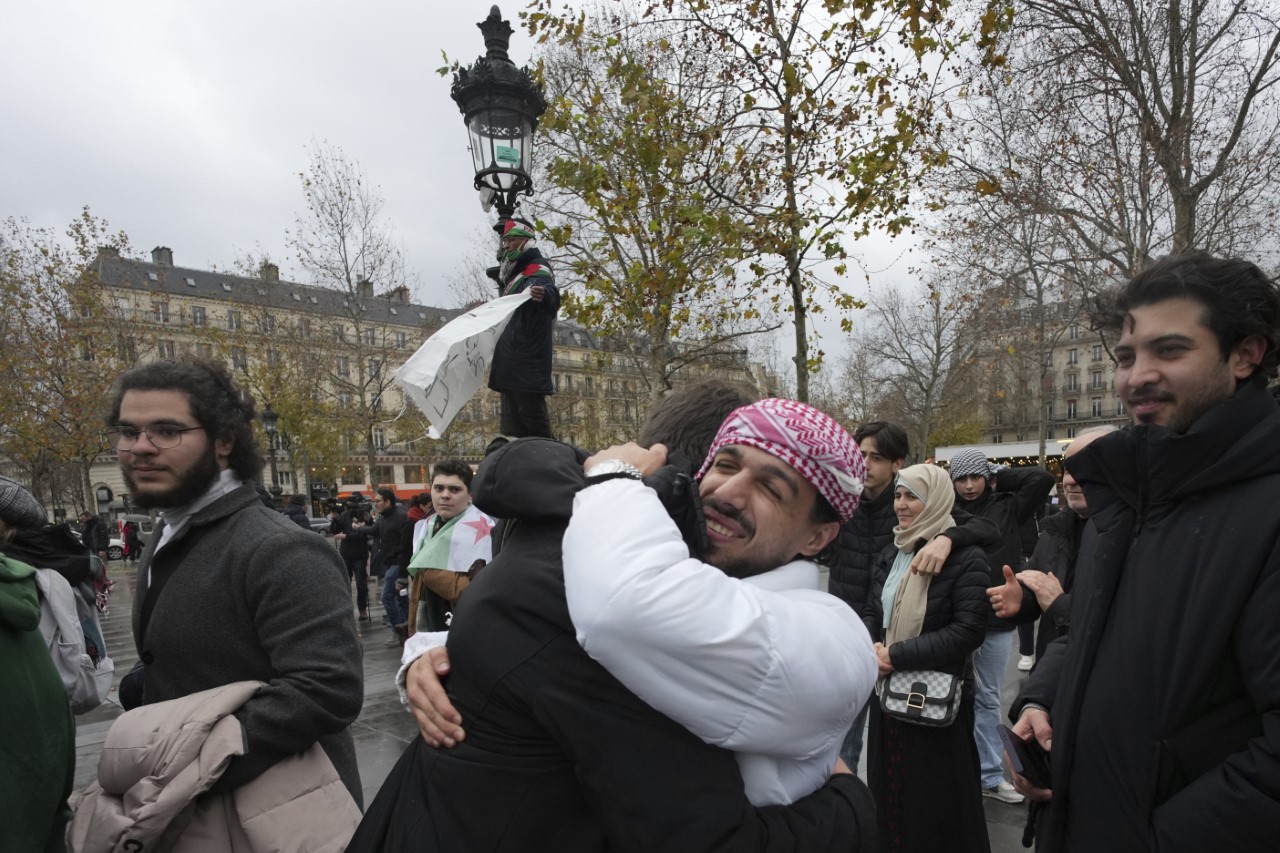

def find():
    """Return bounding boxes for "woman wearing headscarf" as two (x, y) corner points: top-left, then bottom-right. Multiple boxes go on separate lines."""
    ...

(864, 463), (992, 853)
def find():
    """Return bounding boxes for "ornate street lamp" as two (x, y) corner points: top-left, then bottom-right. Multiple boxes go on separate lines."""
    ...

(261, 403), (281, 498)
(450, 5), (548, 221)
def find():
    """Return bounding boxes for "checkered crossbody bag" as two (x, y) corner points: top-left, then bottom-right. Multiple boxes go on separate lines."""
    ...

(878, 670), (961, 727)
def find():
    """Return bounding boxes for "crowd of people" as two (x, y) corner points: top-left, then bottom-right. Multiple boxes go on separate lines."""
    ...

(4, 250), (1280, 853)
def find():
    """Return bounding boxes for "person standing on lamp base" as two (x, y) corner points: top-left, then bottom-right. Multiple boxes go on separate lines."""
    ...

(487, 218), (560, 439)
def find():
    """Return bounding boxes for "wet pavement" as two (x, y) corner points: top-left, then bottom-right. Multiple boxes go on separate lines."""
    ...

(75, 562), (1030, 850)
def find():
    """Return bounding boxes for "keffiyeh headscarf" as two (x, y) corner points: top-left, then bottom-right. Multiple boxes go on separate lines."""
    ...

(695, 398), (865, 522)
(949, 448), (994, 481)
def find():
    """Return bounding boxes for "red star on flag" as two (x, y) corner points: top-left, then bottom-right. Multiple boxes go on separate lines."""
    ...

(464, 514), (494, 544)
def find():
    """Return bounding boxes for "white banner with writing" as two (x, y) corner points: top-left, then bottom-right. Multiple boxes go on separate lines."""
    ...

(394, 293), (530, 438)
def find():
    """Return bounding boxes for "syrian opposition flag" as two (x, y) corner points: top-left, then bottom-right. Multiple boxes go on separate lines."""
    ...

(406, 504), (496, 576)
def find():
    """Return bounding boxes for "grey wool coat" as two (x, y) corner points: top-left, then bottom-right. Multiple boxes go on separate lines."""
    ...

(131, 484), (365, 805)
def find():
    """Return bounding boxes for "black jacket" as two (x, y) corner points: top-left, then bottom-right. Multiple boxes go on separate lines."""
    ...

(331, 509), (370, 561)
(1013, 384), (1280, 852)
(348, 438), (877, 853)
(1005, 509), (1083, 662)
(829, 488), (1001, 619)
(349, 504), (409, 573)
(488, 247), (560, 395)
(80, 515), (109, 553)
(282, 505), (311, 531)
(954, 465), (1055, 632)
(863, 541), (992, 678)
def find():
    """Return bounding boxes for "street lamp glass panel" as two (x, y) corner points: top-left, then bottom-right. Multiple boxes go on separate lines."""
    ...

(467, 108), (532, 191)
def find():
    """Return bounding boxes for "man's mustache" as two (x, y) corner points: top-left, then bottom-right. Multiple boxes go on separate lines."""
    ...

(701, 497), (755, 538)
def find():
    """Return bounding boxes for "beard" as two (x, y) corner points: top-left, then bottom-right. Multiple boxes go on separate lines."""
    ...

(499, 256), (518, 284)
(124, 444), (222, 510)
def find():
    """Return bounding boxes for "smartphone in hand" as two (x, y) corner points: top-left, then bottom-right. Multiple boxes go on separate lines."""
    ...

(1000, 723), (1051, 789)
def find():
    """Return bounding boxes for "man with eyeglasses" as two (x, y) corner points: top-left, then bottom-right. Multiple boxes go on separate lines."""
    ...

(107, 358), (365, 816)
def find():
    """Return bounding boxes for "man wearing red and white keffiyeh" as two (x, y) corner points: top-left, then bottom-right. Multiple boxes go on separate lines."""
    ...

(561, 398), (878, 807)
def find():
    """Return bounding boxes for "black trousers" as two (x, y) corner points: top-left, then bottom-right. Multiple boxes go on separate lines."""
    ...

(500, 391), (552, 438)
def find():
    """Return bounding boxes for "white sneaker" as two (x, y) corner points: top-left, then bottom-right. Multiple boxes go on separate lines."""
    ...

(1017, 654), (1035, 672)
(983, 780), (1025, 804)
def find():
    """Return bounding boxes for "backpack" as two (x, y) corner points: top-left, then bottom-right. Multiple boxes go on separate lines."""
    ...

(34, 568), (114, 713)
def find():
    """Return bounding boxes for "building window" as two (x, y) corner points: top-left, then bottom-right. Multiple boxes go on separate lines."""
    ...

(191, 305), (207, 327)
(992, 433), (1003, 444)
(118, 335), (137, 362)
(259, 314), (277, 334)
(298, 317), (311, 336)
(336, 356), (350, 378)
(333, 324), (346, 342)
(273, 470), (293, 488)
(231, 346), (248, 372)
(373, 428), (387, 450)
(1067, 399), (1078, 419)
(363, 328), (377, 346)
(1091, 397), (1103, 417)
(196, 343), (213, 358)
(266, 349), (281, 367)
(369, 359), (381, 380)
(1117, 400), (1126, 416)
(1068, 324), (1079, 340)
(1067, 348), (1078, 365)
(1066, 374), (1079, 391)
(338, 393), (352, 409)
(1045, 404), (1054, 422)
(152, 301), (170, 324)
(157, 339), (176, 359)
(993, 408), (1004, 426)
(1092, 344), (1103, 361)
(395, 332), (407, 349)
(1067, 427), (1077, 439)
(226, 310), (242, 332)
(1091, 370), (1104, 390)
(79, 341), (94, 361)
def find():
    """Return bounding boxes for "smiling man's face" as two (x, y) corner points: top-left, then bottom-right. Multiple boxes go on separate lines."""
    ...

(697, 445), (839, 579)
(1114, 296), (1249, 434)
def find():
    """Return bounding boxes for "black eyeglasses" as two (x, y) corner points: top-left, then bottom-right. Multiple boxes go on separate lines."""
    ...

(107, 424), (205, 450)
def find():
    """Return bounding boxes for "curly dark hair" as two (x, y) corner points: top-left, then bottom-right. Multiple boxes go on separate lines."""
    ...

(432, 459), (474, 490)
(1094, 252), (1280, 385)
(107, 358), (264, 482)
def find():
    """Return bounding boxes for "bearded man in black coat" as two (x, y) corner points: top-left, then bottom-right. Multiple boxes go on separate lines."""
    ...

(1008, 252), (1280, 852)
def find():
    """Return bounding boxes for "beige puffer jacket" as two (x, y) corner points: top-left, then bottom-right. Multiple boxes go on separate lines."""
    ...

(68, 681), (360, 853)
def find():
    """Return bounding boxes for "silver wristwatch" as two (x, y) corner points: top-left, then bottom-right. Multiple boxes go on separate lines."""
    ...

(585, 459), (644, 480)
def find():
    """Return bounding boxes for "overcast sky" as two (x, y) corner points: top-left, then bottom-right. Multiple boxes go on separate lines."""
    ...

(2, 1), (912, 363)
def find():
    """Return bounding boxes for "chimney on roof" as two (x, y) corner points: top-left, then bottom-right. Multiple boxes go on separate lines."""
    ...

(380, 285), (410, 304)
(356, 278), (374, 298)
(260, 261), (279, 283)
(99, 246), (120, 257)
(151, 246), (173, 266)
